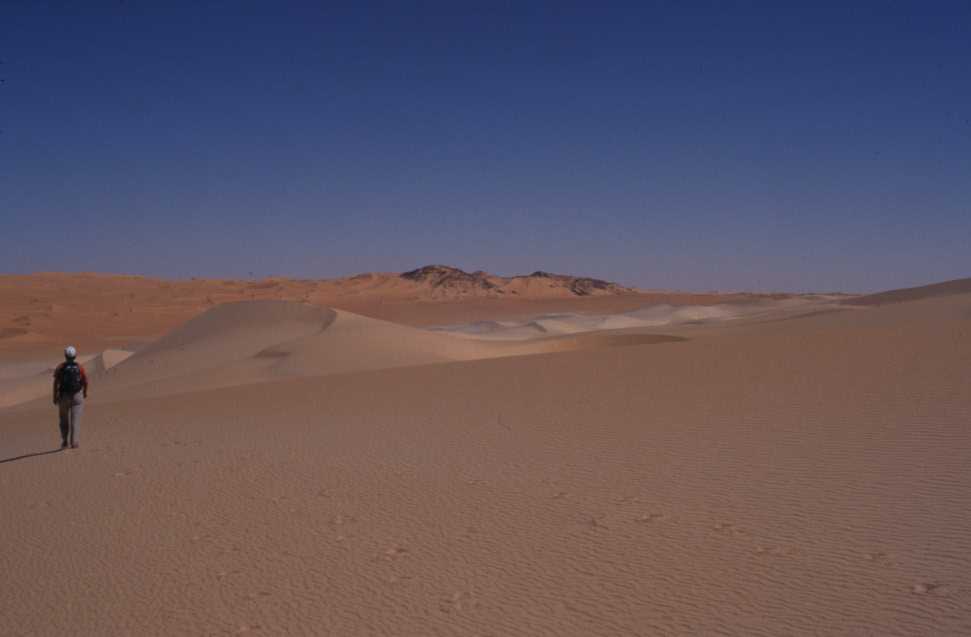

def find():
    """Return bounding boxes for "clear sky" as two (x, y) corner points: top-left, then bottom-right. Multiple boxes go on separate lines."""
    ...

(2, 1), (969, 292)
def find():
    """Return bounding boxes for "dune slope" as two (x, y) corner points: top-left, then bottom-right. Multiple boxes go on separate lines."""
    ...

(0, 349), (133, 408)
(846, 276), (971, 306)
(36, 301), (682, 403)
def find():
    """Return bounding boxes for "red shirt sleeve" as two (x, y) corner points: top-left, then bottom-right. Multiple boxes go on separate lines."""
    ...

(79, 365), (88, 388)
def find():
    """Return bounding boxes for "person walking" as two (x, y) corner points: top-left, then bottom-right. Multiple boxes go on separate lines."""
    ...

(53, 346), (88, 449)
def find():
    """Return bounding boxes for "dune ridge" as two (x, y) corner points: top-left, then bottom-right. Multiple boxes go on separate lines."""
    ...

(6, 300), (679, 405)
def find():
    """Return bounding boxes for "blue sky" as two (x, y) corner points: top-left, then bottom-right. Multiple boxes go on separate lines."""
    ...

(2, 1), (969, 291)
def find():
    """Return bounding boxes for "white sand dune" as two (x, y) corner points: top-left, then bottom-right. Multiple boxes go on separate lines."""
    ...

(433, 296), (840, 340)
(1, 284), (970, 635)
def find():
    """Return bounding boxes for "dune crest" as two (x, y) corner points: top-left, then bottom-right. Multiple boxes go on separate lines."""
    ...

(846, 276), (971, 305)
(76, 301), (684, 402)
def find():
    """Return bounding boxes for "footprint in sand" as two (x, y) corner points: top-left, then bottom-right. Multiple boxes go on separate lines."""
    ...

(439, 590), (476, 613)
(713, 521), (745, 536)
(386, 574), (413, 585)
(383, 546), (409, 561)
(330, 513), (356, 527)
(912, 582), (948, 596)
(863, 551), (893, 565)
(754, 545), (798, 557)
(331, 514), (356, 540)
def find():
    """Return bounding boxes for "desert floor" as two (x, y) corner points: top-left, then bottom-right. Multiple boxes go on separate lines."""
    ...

(1, 279), (969, 635)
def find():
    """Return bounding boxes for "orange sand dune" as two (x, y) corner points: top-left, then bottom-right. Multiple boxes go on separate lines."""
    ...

(1, 283), (969, 635)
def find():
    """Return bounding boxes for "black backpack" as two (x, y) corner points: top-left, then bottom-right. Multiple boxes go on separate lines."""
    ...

(59, 362), (83, 395)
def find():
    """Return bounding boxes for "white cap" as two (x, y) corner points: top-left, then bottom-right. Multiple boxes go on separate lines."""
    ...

(64, 346), (77, 359)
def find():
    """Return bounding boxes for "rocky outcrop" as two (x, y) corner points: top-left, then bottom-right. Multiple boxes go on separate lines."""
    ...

(399, 265), (635, 297)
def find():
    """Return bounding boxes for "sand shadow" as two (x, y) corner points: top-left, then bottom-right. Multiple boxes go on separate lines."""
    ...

(0, 448), (65, 465)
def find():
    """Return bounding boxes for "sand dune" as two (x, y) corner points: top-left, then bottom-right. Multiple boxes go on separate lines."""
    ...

(846, 276), (971, 306)
(20, 300), (678, 404)
(1, 285), (970, 635)
(95, 301), (337, 390)
(433, 296), (842, 340)
(86, 304), (457, 401)
(0, 349), (132, 408)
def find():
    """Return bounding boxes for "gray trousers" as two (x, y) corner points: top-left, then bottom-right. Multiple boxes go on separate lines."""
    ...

(58, 392), (84, 445)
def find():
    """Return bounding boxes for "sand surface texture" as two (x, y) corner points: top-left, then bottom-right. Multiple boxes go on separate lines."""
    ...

(1, 279), (969, 635)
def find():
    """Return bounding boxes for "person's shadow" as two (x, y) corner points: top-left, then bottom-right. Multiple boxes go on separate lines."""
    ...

(0, 448), (65, 464)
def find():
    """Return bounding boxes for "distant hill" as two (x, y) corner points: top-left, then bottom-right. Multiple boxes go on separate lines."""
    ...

(394, 265), (637, 298)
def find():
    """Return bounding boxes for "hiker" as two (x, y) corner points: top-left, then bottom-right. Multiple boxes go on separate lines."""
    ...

(52, 346), (87, 449)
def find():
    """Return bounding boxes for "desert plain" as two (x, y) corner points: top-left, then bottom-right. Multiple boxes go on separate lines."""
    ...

(1, 268), (969, 635)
